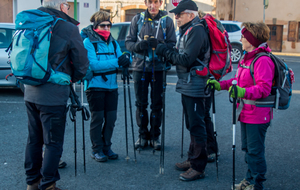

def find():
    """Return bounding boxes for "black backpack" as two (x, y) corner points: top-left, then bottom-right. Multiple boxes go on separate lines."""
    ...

(250, 52), (294, 110)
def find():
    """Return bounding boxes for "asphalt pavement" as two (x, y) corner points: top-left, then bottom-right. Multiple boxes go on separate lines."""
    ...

(0, 55), (300, 190)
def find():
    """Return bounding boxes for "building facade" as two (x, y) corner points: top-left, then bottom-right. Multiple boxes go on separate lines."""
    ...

(0, 0), (97, 30)
(100, 0), (216, 24)
(216, 0), (300, 53)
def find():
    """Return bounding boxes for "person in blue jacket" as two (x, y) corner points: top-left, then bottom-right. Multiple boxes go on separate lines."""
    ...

(81, 10), (130, 162)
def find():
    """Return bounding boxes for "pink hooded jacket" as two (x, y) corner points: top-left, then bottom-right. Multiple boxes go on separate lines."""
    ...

(219, 44), (275, 124)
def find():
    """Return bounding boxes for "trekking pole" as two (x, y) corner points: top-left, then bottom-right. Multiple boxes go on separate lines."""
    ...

(181, 110), (184, 158)
(159, 56), (167, 174)
(229, 80), (238, 189)
(122, 68), (130, 161)
(69, 84), (78, 176)
(80, 81), (89, 173)
(211, 85), (219, 181)
(138, 35), (149, 153)
(126, 69), (137, 162)
(150, 36), (156, 155)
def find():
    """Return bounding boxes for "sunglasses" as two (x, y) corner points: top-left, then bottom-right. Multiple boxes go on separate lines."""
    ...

(175, 12), (188, 18)
(99, 24), (112, 28)
(63, 3), (70, 10)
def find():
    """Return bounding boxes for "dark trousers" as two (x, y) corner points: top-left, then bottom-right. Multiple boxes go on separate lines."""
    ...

(25, 102), (67, 190)
(205, 95), (218, 155)
(182, 94), (208, 172)
(241, 122), (269, 190)
(133, 71), (163, 140)
(86, 90), (118, 153)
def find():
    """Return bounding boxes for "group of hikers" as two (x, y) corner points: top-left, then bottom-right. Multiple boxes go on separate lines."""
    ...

(19, 0), (276, 190)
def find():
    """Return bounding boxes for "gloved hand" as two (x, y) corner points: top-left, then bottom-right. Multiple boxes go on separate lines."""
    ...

(156, 43), (169, 57)
(122, 67), (129, 78)
(228, 85), (246, 98)
(148, 38), (158, 49)
(134, 40), (148, 52)
(207, 79), (221, 91)
(118, 53), (131, 68)
(83, 69), (93, 81)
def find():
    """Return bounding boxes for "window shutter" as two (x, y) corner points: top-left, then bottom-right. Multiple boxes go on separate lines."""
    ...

(288, 21), (297, 41)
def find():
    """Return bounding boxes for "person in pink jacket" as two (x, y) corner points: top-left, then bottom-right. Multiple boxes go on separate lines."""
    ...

(208, 22), (274, 190)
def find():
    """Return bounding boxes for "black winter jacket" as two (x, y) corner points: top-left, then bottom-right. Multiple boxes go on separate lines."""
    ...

(24, 7), (89, 106)
(125, 10), (176, 72)
(164, 17), (210, 97)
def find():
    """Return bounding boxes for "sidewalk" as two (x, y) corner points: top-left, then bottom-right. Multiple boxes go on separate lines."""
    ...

(272, 52), (300, 57)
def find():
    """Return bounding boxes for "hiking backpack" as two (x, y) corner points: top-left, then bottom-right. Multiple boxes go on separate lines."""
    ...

(195, 14), (232, 80)
(250, 52), (294, 110)
(6, 9), (71, 86)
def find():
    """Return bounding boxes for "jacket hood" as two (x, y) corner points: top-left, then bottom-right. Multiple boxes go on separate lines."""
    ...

(179, 16), (201, 36)
(244, 42), (271, 61)
(38, 7), (79, 26)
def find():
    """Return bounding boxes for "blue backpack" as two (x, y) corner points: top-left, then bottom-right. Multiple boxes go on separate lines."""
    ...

(7, 9), (71, 86)
(250, 52), (294, 110)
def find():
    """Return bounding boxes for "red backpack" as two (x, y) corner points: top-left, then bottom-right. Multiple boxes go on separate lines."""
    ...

(195, 14), (232, 80)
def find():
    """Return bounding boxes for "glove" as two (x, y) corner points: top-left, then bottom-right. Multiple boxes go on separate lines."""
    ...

(148, 38), (158, 49)
(83, 69), (93, 81)
(118, 53), (131, 68)
(122, 67), (129, 78)
(207, 79), (221, 91)
(156, 44), (169, 57)
(228, 85), (246, 98)
(134, 40), (148, 52)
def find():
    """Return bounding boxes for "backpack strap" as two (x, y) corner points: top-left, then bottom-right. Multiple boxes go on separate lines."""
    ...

(93, 69), (118, 82)
(250, 52), (270, 85)
(92, 41), (117, 57)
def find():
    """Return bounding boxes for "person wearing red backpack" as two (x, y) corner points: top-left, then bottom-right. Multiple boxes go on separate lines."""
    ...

(156, 0), (210, 181)
(208, 22), (274, 190)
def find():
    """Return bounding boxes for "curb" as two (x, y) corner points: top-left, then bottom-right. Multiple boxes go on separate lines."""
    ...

(272, 52), (300, 57)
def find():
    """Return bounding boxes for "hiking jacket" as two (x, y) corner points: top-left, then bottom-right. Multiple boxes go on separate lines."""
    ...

(81, 25), (122, 90)
(163, 16), (211, 97)
(219, 44), (274, 124)
(125, 10), (176, 72)
(24, 7), (89, 106)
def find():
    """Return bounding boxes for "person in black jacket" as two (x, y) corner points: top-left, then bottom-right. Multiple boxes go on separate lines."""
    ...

(24, 1), (89, 190)
(156, 0), (210, 181)
(125, 0), (176, 150)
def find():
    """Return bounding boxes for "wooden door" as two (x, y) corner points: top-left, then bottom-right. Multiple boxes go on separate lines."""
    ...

(125, 9), (145, 22)
(0, 0), (13, 23)
(267, 25), (283, 52)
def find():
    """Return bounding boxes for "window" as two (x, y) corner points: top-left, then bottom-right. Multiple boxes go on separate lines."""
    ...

(0, 28), (15, 48)
(110, 25), (122, 40)
(222, 24), (240, 33)
(288, 21), (297, 41)
(298, 22), (300, 42)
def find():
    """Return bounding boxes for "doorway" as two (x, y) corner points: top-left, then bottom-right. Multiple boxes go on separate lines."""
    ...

(267, 25), (283, 52)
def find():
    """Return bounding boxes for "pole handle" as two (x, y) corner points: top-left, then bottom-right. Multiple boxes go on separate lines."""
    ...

(150, 36), (155, 51)
(144, 35), (149, 40)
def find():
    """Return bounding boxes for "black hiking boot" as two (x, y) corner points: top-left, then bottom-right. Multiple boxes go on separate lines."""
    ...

(150, 139), (161, 150)
(134, 138), (148, 149)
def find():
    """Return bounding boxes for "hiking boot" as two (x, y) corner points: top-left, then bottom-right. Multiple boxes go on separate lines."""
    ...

(179, 168), (205, 181)
(45, 183), (62, 190)
(150, 139), (161, 150)
(134, 138), (148, 149)
(175, 160), (191, 171)
(103, 149), (118, 160)
(58, 160), (67, 168)
(91, 150), (108, 162)
(244, 185), (255, 190)
(207, 153), (216, 162)
(27, 179), (41, 190)
(235, 179), (251, 190)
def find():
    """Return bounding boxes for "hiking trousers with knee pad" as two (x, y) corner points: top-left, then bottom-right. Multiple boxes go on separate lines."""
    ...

(86, 90), (118, 153)
(181, 94), (208, 172)
(25, 101), (67, 190)
(133, 71), (163, 140)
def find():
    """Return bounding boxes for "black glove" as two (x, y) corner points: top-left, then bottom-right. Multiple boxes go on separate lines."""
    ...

(156, 44), (169, 57)
(148, 38), (158, 49)
(118, 53), (130, 68)
(122, 67), (129, 78)
(134, 40), (148, 52)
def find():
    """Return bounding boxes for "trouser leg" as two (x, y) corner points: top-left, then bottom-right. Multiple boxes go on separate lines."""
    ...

(182, 95), (207, 172)
(25, 102), (44, 185)
(102, 90), (118, 151)
(149, 71), (163, 140)
(241, 122), (269, 190)
(133, 71), (150, 140)
(86, 91), (105, 153)
(204, 95), (218, 155)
